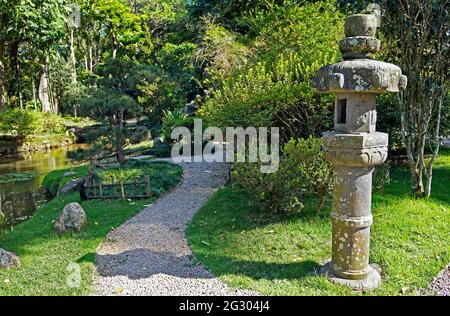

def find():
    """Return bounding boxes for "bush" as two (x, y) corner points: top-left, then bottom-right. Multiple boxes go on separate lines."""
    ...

(198, 1), (343, 142)
(160, 109), (195, 143)
(95, 160), (183, 193)
(232, 137), (333, 213)
(0, 109), (66, 136)
(232, 136), (392, 213)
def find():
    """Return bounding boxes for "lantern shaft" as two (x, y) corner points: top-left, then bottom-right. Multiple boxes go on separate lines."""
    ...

(312, 14), (407, 290)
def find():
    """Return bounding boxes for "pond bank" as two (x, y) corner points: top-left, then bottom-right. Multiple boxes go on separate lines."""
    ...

(0, 145), (87, 230)
(0, 134), (76, 157)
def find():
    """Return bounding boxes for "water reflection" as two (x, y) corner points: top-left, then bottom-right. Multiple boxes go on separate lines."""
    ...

(0, 145), (86, 230)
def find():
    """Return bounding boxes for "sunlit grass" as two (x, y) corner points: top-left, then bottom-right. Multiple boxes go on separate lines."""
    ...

(187, 149), (450, 296)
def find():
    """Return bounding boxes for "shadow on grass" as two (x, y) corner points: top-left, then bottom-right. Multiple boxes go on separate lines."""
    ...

(205, 187), (331, 235)
(197, 254), (322, 281)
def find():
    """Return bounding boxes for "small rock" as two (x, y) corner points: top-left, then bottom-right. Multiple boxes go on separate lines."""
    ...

(0, 248), (20, 269)
(54, 202), (87, 234)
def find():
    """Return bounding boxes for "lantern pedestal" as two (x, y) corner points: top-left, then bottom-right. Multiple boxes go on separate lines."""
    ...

(311, 13), (407, 291)
(319, 262), (381, 291)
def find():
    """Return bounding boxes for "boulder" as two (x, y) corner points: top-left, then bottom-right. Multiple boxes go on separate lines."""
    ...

(0, 248), (20, 269)
(58, 178), (85, 196)
(54, 202), (87, 233)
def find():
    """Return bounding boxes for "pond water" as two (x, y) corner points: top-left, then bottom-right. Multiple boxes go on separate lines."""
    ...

(0, 145), (85, 231)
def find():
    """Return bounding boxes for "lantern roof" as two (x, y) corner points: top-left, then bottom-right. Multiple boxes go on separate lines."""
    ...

(312, 14), (407, 94)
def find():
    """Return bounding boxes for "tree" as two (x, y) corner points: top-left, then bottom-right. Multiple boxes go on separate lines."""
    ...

(94, 0), (149, 59)
(382, 0), (450, 197)
(0, 0), (69, 113)
(0, 0), (17, 111)
(78, 59), (152, 164)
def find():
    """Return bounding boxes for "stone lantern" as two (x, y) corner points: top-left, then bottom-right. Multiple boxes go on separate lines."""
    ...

(311, 14), (407, 290)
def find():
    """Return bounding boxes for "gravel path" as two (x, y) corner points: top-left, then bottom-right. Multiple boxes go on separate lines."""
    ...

(429, 264), (450, 296)
(94, 159), (256, 296)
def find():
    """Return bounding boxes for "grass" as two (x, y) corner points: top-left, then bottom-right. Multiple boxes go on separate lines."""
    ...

(95, 160), (183, 197)
(0, 161), (182, 296)
(187, 149), (450, 296)
(125, 140), (154, 153)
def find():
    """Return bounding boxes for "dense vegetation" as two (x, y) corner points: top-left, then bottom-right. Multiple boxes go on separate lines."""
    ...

(1, 0), (448, 197)
(0, 0), (448, 297)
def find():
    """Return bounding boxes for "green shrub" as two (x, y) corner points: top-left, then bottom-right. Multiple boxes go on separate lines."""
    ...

(95, 160), (183, 192)
(232, 136), (392, 214)
(160, 109), (195, 143)
(146, 144), (172, 158)
(199, 1), (342, 142)
(232, 137), (333, 213)
(0, 109), (66, 136)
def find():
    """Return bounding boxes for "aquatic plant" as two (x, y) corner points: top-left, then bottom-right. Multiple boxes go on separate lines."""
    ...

(0, 171), (37, 184)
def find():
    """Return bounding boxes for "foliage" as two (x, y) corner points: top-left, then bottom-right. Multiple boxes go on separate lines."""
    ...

(373, 163), (391, 192)
(145, 144), (172, 158)
(198, 21), (251, 87)
(0, 109), (65, 136)
(199, 1), (342, 142)
(77, 59), (150, 164)
(381, 0), (450, 197)
(232, 137), (332, 213)
(160, 109), (195, 143)
(187, 149), (450, 296)
(376, 94), (404, 152)
(95, 160), (182, 196)
(0, 161), (182, 295)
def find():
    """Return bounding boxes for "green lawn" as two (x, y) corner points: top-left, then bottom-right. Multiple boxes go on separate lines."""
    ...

(0, 161), (182, 296)
(187, 149), (450, 296)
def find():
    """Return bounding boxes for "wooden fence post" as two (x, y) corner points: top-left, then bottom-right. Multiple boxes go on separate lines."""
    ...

(120, 181), (125, 199)
(145, 176), (151, 197)
(93, 180), (97, 197)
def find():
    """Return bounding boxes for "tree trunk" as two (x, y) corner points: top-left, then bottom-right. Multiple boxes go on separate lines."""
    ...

(111, 29), (118, 59)
(32, 79), (37, 111)
(116, 146), (127, 165)
(89, 46), (93, 72)
(0, 41), (5, 112)
(39, 65), (51, 113)
(115, 111), (127, 165)
(69, 28), (77, 85)
(425, 165), (433, 197)
(9, 40), (23, 109)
